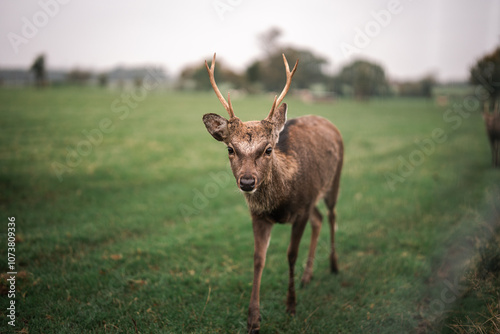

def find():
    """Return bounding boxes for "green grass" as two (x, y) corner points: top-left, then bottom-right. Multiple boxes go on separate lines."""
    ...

(0, 87), (499, 333)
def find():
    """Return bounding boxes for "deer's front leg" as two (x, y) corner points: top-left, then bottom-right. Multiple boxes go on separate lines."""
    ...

(248, 216), (273, 334)
(286, 215), (308, 315)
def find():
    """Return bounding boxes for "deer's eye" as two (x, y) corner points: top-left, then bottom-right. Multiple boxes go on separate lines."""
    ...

(265, 147), (273, 156)
(227, 147), (234, 155)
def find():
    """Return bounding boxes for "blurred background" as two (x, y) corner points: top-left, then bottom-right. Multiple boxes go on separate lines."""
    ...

(1, 0), (499, 93)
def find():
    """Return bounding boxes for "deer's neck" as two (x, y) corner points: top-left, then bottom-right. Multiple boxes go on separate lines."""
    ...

(244, 151), (298, 215)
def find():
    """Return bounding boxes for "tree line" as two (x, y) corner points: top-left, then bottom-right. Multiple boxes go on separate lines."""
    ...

(179, 50), (439, 100)
(24, 28), (499, 103)
(179, 28), (436, 100)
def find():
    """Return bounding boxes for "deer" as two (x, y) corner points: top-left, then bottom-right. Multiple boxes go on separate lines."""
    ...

(483, 103), (500, 167)
(202, 53), (343, 333)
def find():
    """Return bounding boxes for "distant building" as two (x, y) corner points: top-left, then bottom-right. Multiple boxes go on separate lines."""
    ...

(106, 66), (170, 90)
(0, 69), (33, 86)
(0, 69), (67, 87)
(0, 66), (169, 88)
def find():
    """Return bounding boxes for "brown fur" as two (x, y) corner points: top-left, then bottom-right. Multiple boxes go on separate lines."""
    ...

(203, 103), (343, 333)
(483, 111), (500, 167)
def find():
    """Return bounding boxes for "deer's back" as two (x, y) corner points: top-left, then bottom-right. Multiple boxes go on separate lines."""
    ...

(277, 115), (343, 196)
(278, 115), (342, 160)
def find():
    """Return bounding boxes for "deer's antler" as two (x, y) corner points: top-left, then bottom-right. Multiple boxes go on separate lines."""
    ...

(266, 54), (299, 120)
(205, 53), (235, 119)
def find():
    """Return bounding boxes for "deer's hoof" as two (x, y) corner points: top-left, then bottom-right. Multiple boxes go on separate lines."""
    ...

(247, 314), (261, 334)
(300, 275), (313, 287)
(286, 304), (296, 316)
(247, 324), (260, 334)
(330, 255), (339, 274)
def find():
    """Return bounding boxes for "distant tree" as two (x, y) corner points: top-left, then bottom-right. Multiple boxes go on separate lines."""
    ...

(338, 60), (388, 99)
(30, 54), (46, 88)
(470, 46), (500, 111)
(179, 64), (208, 90)
(419, 75), (436, 98)
(255, 47), (328, 91)
(290, 48), (328, 89)
(214, 29), (331, 94)
(97, 73), (108, 87)
(397, 75), (436, 98)
(66, 69), (92, 85)
(258, 27), (282, 57)
(244, 60), (263, 94)
(328, 75), (344, 96)
(246, 60), (260, 83)
(179, 58), (244, 91)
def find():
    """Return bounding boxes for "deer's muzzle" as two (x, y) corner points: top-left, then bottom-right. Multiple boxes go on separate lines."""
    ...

(239, 175), (256, 193)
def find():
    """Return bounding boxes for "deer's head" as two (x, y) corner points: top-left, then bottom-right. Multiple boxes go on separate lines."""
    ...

(203, 54), (298, 193)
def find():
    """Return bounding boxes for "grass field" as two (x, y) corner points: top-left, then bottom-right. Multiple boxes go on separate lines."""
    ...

(1, 87), (499, 333)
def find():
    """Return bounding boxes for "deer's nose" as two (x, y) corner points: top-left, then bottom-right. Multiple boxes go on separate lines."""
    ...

(239, 176), (256, 192)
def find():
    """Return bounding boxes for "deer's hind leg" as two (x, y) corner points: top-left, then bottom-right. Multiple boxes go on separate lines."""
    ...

(325, 166), (342, 274)
(495, 140), (500, 167)
(286, 214), (309, 315)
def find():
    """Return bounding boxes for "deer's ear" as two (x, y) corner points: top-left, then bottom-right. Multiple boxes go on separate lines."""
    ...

(203, 113), (229, 142)
(270, 103), (288, 134)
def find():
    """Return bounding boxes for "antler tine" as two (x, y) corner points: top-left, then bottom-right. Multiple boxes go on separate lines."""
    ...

(205, 53), (235, 119)
(268, 95), (278, 116)
(227, 91), (234, 113)
(267, 54), (299, 120)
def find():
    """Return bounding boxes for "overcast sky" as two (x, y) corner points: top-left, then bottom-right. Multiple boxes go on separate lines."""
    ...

(1, 0), (499, 82)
